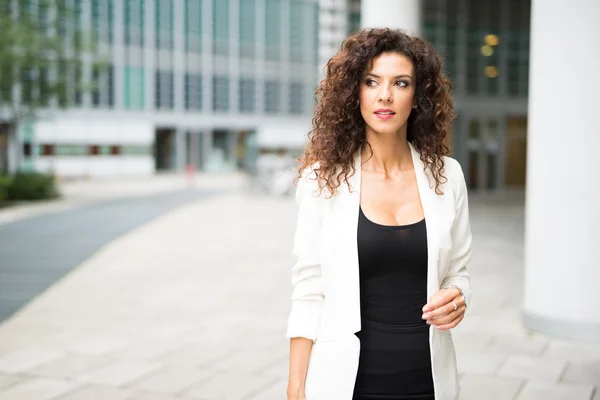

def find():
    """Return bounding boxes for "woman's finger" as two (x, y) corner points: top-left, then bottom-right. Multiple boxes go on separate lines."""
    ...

(433, 313), (465, 330)
(427, 305), (466, 326)
(422, 295), (464, 320)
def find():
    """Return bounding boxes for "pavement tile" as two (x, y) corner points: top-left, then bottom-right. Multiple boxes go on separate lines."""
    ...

(456, 353), (506, 375)
(211, 347), (288, 374)
(154, 342), (239, 369)
(498, 355), (566, 381)
(486, 334), (549, 357)
(65, 335), (131, 356)
(74, 359), (162, 386)
(56, 384), (136, 400)
(451, 332), (494, 354)
(0, 378), (78, 400)
(26, 354), (112, 379)
(0, 373), (23, 391)
(0, 348), (65, 374)
(128, 366), (215, 394)
(562, 360), (600, 386)
(127, 393), (199, 400)
(542, 341), (600, 363)
(244, 378), (287, 400)
(458, 374), (524, 400)
(516, 381), (594, 400)
(182, 371), (279, 400)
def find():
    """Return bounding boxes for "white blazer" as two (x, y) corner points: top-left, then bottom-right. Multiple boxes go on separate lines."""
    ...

(286, 142), (473, 400)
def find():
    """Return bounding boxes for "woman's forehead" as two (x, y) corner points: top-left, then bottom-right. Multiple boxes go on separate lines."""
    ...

(367, 52), (414, 76)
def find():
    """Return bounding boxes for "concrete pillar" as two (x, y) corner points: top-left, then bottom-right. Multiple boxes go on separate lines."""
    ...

(523, 0), (600, 342)
(360, 0), (421, 35)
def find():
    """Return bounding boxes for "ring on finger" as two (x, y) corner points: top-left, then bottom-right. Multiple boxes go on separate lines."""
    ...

(452, 301), (458, 311)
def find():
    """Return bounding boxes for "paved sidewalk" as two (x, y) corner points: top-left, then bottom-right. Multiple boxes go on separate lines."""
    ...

(0, 172), (246, 226)
(0, 190), (598, 399)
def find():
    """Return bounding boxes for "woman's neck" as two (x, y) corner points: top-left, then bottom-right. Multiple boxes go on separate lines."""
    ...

(362, 131), (413, 177)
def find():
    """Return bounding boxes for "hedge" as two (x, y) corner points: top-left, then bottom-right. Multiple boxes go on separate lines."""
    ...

(4, 172), (60, 201)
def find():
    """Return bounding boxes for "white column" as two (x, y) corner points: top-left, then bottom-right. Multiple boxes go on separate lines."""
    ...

(523, 0), (600, 342)
(360, 0), (420, 35)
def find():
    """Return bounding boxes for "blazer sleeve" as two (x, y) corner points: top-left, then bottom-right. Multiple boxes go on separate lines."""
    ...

(285, 168), (325, 341)
(441, 160), (473, 307)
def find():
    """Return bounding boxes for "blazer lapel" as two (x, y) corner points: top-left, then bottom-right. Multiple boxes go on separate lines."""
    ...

(409, 143), (442, 299)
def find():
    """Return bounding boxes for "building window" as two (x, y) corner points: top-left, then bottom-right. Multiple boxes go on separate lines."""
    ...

(289, 83), (304, 115)
(213, 0), (229, 55)
(265, 81), (280, 113)
(185, 73), (202, 110)
(92, 0), (114, 44)
(265, 0), (281, 61)
(290, 1), (306, 63)
(155, 0), (174, 49)
(23, 143), (32, 157)
(41, 145), (55, 156)
(155, 71), (174, 109)
(212, 77), (229, 111)
(240, 0), (256, 58)
(185, 0), (202, 53)
(92, 65), (115, 108)
(124, 0), (144, 46)
(124, 66), (145, 110)
(239, 78), (255, 113)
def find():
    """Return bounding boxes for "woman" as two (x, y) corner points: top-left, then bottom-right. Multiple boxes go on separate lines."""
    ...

(286, 28), (472, 400)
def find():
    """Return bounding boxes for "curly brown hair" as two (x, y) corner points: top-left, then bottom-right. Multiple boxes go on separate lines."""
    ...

(299, 28), (454, 196)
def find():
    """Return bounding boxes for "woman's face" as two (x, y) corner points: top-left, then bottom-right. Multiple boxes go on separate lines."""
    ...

(359, 52), (416, 138)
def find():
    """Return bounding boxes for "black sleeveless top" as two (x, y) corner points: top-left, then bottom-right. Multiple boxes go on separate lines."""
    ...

(357, 207), (429, 325)
(353, 206), (434, 399)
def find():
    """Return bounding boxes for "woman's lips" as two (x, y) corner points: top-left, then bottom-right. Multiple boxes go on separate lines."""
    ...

(374, 111), (395, 120)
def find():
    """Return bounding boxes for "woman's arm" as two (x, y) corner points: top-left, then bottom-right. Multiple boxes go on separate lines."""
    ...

(287, 337), (313, 399)
(440, 159), (472, 306)
(286, 167), (325, 398)
(421, 160), (473, 330)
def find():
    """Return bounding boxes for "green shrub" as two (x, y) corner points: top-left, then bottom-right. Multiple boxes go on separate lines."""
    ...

(0, 175), (13, 202)
(6, 172), (60, 201)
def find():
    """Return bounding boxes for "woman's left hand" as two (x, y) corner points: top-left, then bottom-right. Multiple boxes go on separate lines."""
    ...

(421, 288), (466, 330)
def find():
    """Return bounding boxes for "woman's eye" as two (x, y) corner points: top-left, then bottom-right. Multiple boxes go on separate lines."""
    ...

(365, 79), (377, 87)
(396, 81), (409, 87)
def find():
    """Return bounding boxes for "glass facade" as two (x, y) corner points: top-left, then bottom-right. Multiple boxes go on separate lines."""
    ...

(423, 0), (530, 98)
(36, 0), (321, 117)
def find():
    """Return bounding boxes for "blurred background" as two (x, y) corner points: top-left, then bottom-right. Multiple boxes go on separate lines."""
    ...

(0, 0), (598, 399)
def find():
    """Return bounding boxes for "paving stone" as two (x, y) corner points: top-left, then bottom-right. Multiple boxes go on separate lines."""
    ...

(0, 348), (65, 374)
(127, 393), (198, 400)
(562, 360), (600, 386)
(456, 353), (506, 375)
(129, 366), (214, 394)
(516, 381), (594, 400)
(245, 378), (287, 400)
(66, 335), (131, 356)
(210, 347), (288, 374)
(0, 378), (78, 400)
(542, 341), (600, 364)
(458, 374), (524, 400)
(498, 355), (566, 381)
(486, 334), (549, 357)
(154, 342), (239, 369)
(182, 371), (279, 400)
(74, 359), (162, 386)
(26, 354), (111, 379)
(452, 332), (494, 354)
(0, 373), (23, 391)
(57, 384), (136, 400)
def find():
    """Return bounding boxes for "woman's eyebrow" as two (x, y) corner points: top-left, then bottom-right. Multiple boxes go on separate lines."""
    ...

(365, 73), (414, 80)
